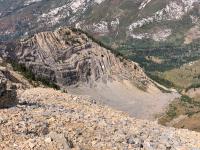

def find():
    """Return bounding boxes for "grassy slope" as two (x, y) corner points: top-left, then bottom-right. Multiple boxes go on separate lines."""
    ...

(162, 60), (200, 89)
(159, 95), (200, 132)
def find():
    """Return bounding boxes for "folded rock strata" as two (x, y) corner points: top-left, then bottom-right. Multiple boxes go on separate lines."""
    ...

(1, 27), (179, 119)
(6, 27), (150, 88)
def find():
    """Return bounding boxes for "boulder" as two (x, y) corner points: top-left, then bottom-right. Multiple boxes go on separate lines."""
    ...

(0, 69), (18, 108)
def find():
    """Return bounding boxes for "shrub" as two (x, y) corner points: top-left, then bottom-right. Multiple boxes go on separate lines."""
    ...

(186, 83), (200, 92)
(147, 74), (175, 88)
(180, 95), (192, 103)
(166, 105), (177, 118)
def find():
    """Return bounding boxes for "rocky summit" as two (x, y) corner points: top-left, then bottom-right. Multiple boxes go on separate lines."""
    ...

(0, 0), (199, 46)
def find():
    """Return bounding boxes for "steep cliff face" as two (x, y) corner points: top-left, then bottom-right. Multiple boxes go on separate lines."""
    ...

(0, 45), (198, 150)
(2, 27), (179, 119)
(8, 27), (149, 88)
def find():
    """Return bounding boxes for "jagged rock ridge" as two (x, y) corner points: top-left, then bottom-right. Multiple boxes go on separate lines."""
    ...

(1, 27), (179, 119)
(7, 27), (149, 88)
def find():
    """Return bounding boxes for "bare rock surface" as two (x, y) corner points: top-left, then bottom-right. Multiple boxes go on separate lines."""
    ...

(8, 27), (149, 88)
(0, 67), (18, 108)
(1, 27), (180, 119)
(0, 87), (199, 150)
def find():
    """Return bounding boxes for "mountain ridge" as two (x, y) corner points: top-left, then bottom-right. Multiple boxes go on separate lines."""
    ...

(0, 0), (199, 45)
(1, 1), (200, 148)
(0, 66), (199, 149)
(0, 27), (179, 119)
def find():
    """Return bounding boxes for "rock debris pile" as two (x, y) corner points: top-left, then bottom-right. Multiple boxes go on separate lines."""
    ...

(0, 87), (200, 150)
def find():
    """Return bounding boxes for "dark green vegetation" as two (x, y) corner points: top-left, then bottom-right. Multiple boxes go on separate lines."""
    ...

(117, 39), (200, 90)
(159, 95), (200, 132)
(147, 74), (175, 88)
(186, 83), (200, 92)
(10, 61), (60, 90)
(1, 0), (199, 47)
(120, 39), (200, 72)
(0, 0), (199, 81)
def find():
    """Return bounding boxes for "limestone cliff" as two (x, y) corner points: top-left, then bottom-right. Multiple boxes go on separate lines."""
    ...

(1, 27), (179, 119)
(0, 64), (198, 149)
(7, 27), (149, 89)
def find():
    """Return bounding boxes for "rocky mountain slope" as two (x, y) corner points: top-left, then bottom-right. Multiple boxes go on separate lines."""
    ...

(1, 27), (178, 119)
(0, 0), (199, 46)
(0, 56), (34, 108)
(8, 27), (148, 88)
(0, 1), (200, 149)
(0, 72), (199, 149)
(1, 0), (199, 80)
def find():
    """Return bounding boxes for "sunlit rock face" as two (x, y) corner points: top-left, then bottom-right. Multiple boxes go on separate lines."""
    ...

(5, 27), (148, 88)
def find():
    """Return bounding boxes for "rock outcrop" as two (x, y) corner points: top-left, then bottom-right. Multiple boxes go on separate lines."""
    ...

(0, 67), (18, 108)
(7, 27), (149, 88)
(2, 27), (179, 119)
(0, 28), (199, 149)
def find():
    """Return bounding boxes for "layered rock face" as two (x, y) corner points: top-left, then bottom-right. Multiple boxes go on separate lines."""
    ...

(0, 67), (18, 108)
(2, 27), (179, 119)
(9, 27), (149, 88)
(0, 64), (197, 149)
